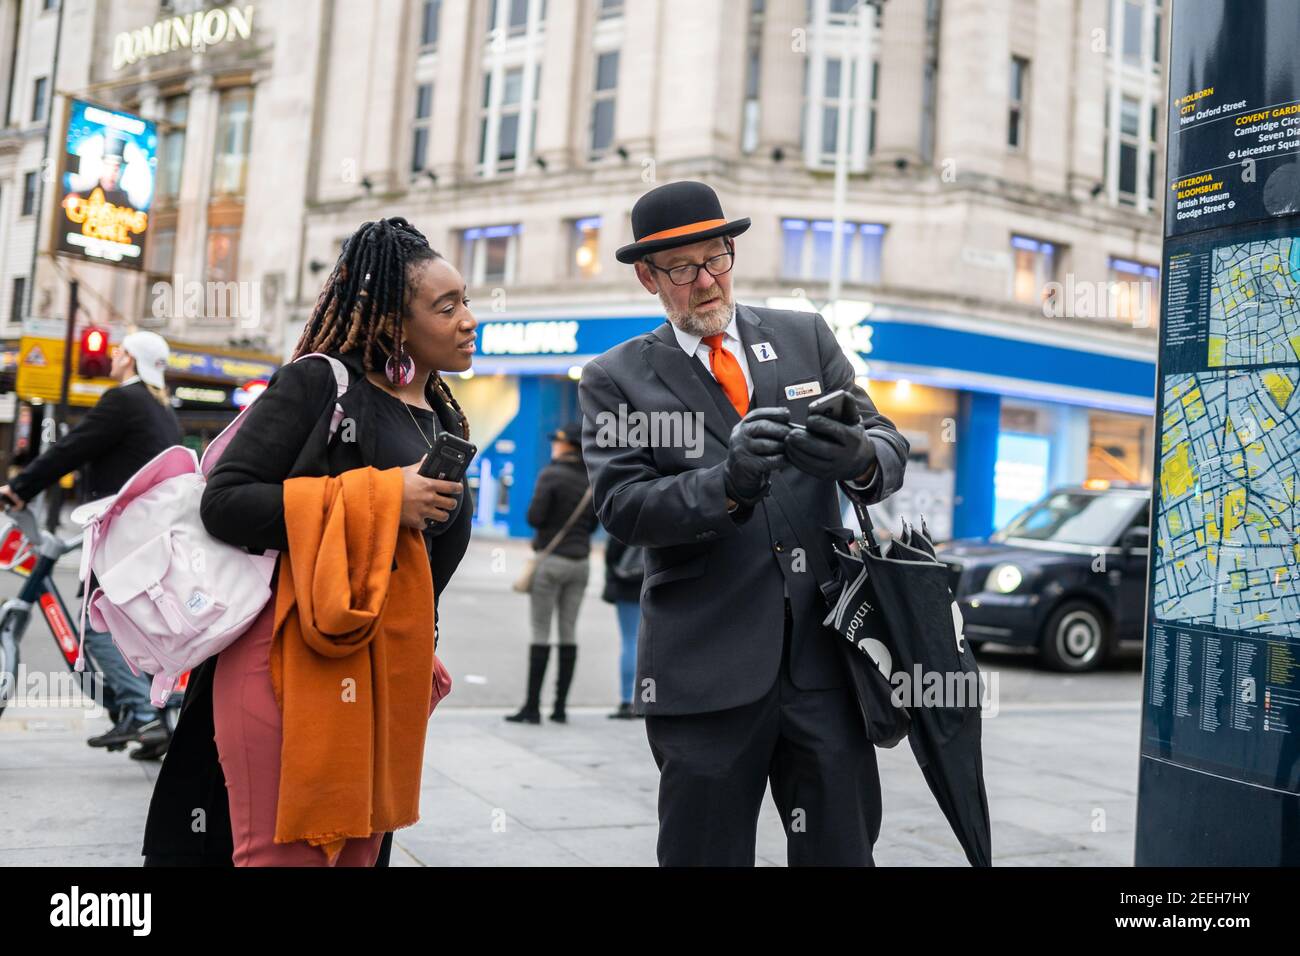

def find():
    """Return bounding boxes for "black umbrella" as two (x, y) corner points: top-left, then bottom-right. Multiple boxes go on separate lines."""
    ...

(831, 501), (992, 867)
(823, 530), (910, 748)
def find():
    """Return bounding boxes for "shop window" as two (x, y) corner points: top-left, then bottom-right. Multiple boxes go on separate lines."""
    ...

(1089, 410), (1154, 484)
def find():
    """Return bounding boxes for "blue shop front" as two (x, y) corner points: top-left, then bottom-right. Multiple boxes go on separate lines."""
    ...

(457, 306), (1157, 543)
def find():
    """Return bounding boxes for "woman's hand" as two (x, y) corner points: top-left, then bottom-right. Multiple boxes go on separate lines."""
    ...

(399, 462), (462, 529)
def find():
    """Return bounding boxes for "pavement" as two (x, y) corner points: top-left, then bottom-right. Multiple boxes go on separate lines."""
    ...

(0, 536), (1145, 866)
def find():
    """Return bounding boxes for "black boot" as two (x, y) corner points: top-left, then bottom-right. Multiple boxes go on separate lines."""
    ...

(103, 705), (128, 752)
(550, 646), (577, 723)
(505, 645), (550, 724)
(88, 712), (150, 748)
(130, 736), (170, 761)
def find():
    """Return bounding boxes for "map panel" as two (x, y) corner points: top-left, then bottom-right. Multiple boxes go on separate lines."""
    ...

(1207, 237), (1300, 368)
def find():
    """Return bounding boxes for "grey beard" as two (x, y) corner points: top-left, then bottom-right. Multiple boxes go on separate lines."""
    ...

(666, 297), (734, 337)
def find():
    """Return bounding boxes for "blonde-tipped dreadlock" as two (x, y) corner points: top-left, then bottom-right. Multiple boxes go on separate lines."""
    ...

(294, 216), (470, 438)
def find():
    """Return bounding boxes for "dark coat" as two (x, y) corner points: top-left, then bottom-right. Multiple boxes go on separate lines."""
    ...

(10, 379), (182, 502)
(526, 453), (598, 560)
(141, 349), (473, 865)
(578, 303), (909, 718)
(602, 536), (644, 604)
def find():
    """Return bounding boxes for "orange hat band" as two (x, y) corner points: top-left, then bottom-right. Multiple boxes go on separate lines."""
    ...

(639, 219), (729, 243)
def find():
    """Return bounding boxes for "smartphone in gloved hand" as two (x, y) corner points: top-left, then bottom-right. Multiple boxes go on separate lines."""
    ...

(788, 388), (858, 430)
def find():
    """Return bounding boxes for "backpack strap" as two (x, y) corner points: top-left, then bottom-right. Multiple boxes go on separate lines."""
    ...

(297, 353), (351, 439)
(296, 352), (350, 441)
(200, 352), (351, 476)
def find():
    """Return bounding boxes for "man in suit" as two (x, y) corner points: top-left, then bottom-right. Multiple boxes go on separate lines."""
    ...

(579, 180), (909, 865)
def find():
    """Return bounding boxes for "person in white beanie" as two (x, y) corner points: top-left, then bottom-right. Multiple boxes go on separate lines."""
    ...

(1, 329), (183, 757)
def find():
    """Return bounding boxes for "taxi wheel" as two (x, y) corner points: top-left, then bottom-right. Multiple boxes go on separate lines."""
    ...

(1039, 599), (1109, 672)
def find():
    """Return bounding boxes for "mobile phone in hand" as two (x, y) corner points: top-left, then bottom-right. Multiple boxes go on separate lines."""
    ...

(419, 432), (478, 483)
(788, 388), (858, 430)
(807, 389), (858, 424)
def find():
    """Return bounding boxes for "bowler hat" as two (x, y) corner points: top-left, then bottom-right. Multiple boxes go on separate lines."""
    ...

(615, 180), (750, 264)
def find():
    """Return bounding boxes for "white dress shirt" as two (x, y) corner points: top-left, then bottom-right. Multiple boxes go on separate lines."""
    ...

(671, 314), (754, 401)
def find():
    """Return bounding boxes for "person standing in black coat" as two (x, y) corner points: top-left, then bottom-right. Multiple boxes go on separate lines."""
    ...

(141, 217), (476, 866)
(505, 422), (599, 725)
(1, 331), (182, 756)
(601, 536), (644, 719)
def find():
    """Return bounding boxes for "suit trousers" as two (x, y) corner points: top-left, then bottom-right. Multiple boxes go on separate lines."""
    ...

(644, 602), (881, 866)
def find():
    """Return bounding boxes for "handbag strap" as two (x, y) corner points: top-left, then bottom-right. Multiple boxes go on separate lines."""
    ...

(537, 488), (593, 559)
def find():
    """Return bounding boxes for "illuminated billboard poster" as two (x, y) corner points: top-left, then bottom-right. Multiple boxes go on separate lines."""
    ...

(54, 99), (157, 268)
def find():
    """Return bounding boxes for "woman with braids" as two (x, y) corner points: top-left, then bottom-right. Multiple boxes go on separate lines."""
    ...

(141, 217), (477, 866)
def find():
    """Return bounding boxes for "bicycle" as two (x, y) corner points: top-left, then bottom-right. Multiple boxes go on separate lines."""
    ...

(0, 499), (184, 739)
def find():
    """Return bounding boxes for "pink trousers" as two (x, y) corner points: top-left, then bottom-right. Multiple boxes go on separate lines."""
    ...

(214, 592), (452, 867)
(213, 599), (384, 867)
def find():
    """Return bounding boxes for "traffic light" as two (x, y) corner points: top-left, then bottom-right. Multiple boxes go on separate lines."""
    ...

(77, 325), (111, 379)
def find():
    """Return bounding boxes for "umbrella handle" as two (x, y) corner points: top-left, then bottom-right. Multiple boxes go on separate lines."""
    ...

(843, 485), (882, 555)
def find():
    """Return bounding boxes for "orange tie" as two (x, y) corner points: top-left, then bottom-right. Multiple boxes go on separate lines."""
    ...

(702, 333), (750, 416)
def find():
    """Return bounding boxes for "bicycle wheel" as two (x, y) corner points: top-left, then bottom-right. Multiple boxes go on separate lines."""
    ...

(0, 614), (20, 719)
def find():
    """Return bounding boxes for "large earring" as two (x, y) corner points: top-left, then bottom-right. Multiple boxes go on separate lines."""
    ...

(385, 348), (415, 386)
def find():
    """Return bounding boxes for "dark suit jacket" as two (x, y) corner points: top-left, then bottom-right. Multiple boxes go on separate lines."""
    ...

(10, 379), (182, 502)
(578, 303), (908, 717)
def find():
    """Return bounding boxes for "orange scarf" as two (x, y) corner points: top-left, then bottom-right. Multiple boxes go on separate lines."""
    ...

(270, 466), (435, 862)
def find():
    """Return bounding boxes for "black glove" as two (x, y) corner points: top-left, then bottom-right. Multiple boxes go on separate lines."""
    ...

(724, 407), (792, 504)
(784, 412), (877, 482)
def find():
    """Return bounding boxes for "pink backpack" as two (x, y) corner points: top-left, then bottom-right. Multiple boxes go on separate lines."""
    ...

(75, 353), (350, 706)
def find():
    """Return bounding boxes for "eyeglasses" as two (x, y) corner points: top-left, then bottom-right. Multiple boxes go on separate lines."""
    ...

(643, 249), (735, 286)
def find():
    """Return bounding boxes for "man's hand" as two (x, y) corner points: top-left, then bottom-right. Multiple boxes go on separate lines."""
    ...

(0, 484), (25, 510)
(724, 407), (792, 504)
(784, 413), (877, 481)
